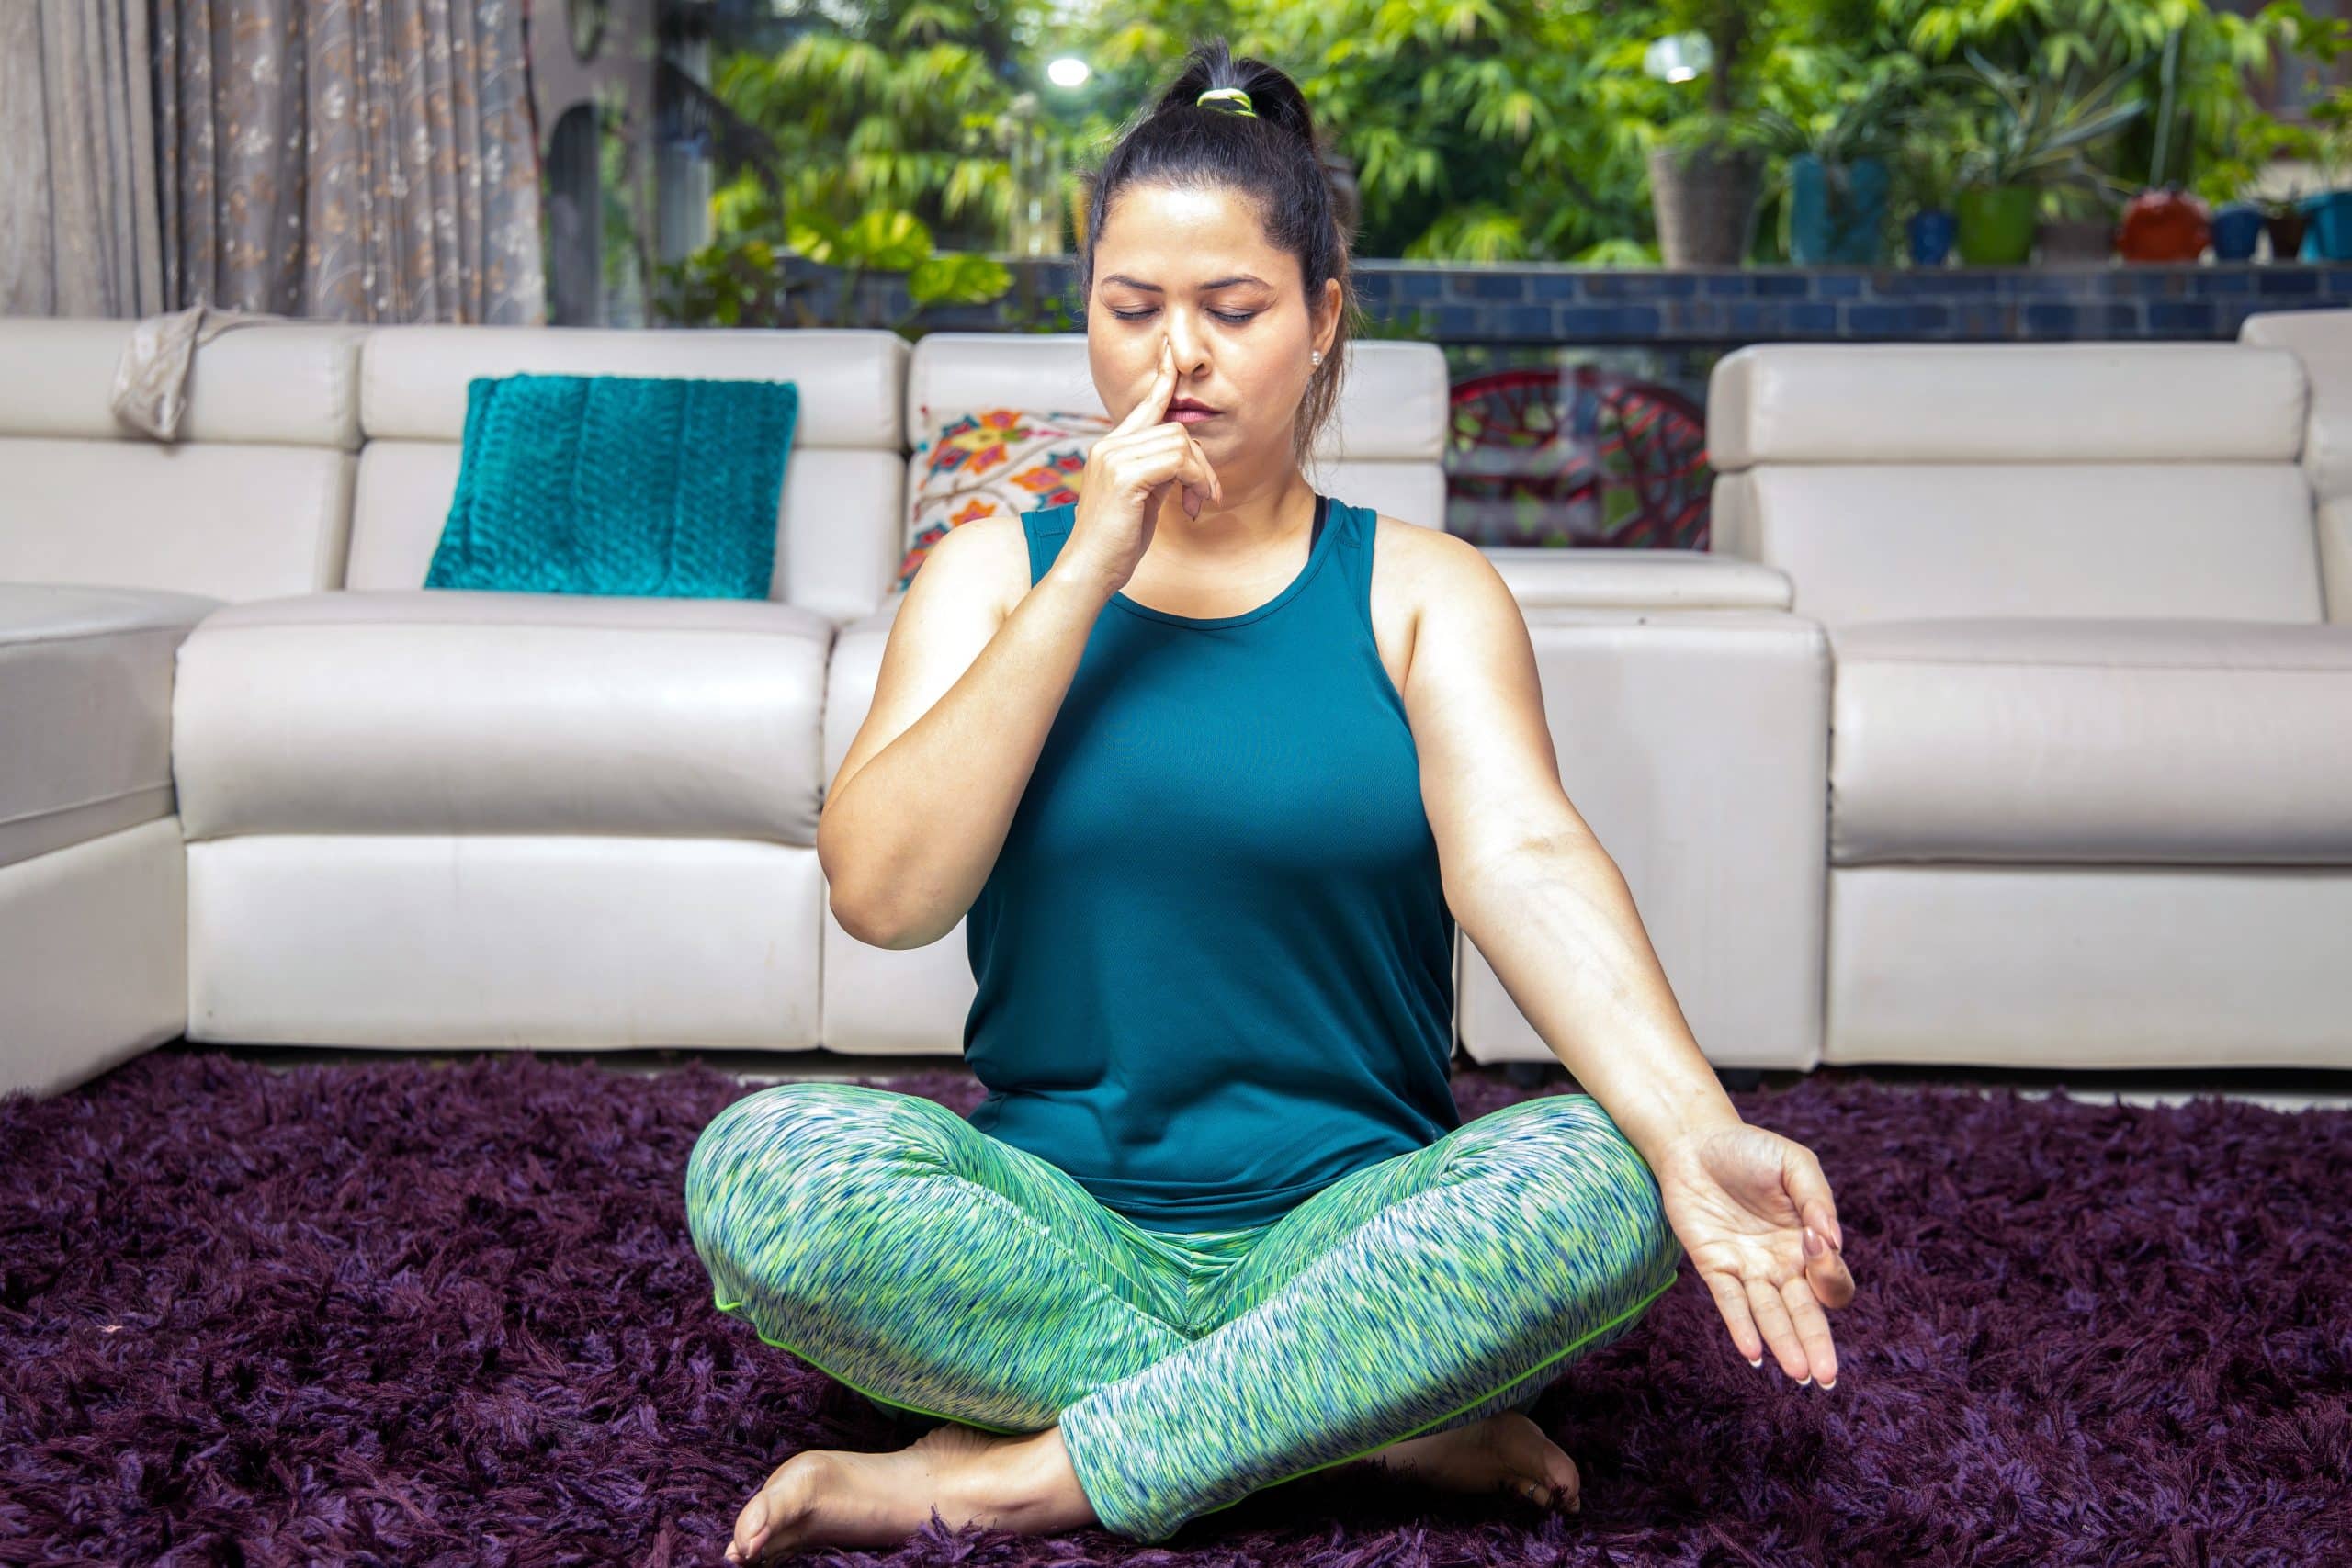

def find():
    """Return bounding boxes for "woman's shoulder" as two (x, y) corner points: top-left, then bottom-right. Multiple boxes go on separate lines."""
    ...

(921, 513), (1042, 631)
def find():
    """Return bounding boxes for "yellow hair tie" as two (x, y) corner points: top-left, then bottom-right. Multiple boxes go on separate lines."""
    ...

(1195, 87), (1257, 118)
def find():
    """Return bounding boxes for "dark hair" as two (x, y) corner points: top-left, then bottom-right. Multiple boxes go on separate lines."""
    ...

(1076, 39), (1364, 471)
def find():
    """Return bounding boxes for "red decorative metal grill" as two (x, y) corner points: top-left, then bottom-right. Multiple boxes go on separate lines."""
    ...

(1445, 366), (1713, 549)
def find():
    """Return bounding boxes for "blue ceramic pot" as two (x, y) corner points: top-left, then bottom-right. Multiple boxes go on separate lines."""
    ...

(2300, 191), (2352, 260)
(2210, 203), (2264, 261)
(1790, 153), (1892, 264)
(1906, 209), (1955, 266)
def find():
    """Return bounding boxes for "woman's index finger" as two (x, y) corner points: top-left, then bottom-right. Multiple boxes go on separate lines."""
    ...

(1114, 333), (1177, 436)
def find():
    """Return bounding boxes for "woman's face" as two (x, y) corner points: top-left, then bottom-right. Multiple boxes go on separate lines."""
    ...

(1088, 182), (1339, 484)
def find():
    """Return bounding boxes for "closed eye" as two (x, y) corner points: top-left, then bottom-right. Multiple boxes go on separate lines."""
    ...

(1110, 308), (1257, 324)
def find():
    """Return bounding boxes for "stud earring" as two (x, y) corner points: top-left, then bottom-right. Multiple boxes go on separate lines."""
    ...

(1311, 350), (1322, 365)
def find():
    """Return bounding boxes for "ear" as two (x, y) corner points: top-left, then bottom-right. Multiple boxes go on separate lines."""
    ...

(1314, 277), (1342, 359)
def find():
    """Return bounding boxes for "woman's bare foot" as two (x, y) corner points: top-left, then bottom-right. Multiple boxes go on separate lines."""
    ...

(1365, 1411), (1581, 1513)
(724, 1420), (1092, 1563)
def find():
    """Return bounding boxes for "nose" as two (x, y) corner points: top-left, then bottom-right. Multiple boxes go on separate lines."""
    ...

(1165, 310), (1211, 380)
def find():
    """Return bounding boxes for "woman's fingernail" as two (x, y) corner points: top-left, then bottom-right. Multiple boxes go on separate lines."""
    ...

(1747, 1356), (1762, 1368)
(1798, 1375), (1812, 1386)
(1821, 1377), (1837, 1390)
(1804, 1226), (1824, 1258)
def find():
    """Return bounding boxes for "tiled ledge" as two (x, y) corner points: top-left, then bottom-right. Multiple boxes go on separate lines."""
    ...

(797, 255), (2352, 344)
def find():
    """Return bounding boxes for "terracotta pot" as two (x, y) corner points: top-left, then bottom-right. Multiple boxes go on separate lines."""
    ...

(2117, 187), (2211, 262)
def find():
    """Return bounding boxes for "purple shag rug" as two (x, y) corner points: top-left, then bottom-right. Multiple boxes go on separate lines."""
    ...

(1, 1048), (2347, 1566)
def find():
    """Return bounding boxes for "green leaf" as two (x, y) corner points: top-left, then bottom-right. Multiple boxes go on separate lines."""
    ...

(908, 253), (1012, 307)
(838, 209), (933, 270)
(785, 211), (845, 265)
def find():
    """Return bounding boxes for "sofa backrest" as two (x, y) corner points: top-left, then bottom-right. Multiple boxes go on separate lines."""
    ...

(0, 317), (365, 601)
(1705, 342), (2324, 631)
(2238, 307), (2352, 621)
(901, 333), (1452, 531)
(345, 325), (910, 622)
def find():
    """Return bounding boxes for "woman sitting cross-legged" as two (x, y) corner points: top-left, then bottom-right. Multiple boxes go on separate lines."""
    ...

(684, 37), (1859, 1564)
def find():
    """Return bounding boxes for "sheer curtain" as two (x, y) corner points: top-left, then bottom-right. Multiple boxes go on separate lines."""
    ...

(0, 0), (168, 317)
(152, 0), (547, 324)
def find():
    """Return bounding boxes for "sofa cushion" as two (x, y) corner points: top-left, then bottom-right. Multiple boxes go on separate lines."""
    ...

(1828, 616), (2352, 865)
(424, 373), (798, 600)
(897, 408), (1109, 592)
(0, 583), (221, 871)
(171, 590), (832, 845)
(1710, 462), (2324, 632)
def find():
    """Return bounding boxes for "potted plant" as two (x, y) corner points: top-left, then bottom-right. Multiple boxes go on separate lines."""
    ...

(2300, 85), (2352, 261)
(2267, 172), (2312, 263)
(2117, 27), (2213, 263)
(2209, 179), (2269, 262)
(1932, 49), (2147, 266)
(1743, 70), (1919, 265)
(2038, 178), (2121, 264)
(1645, 0), (1774, 266)
(1888, 99), (1968, 266)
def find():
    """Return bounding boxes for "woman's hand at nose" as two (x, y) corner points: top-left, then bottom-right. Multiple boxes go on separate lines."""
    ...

(1063, 333), (1222, 593)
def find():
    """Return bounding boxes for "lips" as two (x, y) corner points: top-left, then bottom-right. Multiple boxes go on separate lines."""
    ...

(1168, 399), (1221, 416)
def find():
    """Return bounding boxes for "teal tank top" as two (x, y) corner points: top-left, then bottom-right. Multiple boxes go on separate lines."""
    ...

(961, 491), (1462, 1232)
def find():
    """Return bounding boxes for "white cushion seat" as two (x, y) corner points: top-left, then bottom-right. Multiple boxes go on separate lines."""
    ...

(0, 582), (222, 871)
(1828, 616), (2352, 865)
(171, 589), (832, 845)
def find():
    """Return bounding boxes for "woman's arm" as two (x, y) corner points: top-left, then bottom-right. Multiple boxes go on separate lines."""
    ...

(819, 518), (1114, 949)
(1391, 522), (1744, 1163)
(1451, 839), (1745, 1166)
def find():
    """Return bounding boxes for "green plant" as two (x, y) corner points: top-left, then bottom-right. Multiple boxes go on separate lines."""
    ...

(686, 0), (2349, 277)
(1739, 66), (1925, 240)
(1881, 0), (2345, 208)
(1888, 107), (1968, 217)
(1002, 288), (1082, 334)
(653, 239), (793, 327)
(657, 207), (1012, 333)
(1935, 46), (2148, 193)
(1740, 66), (1919, 171)
(714, 14), (1024, 253)
(1356, 305), (1442, 341)
(2302, 84), (2352, 194)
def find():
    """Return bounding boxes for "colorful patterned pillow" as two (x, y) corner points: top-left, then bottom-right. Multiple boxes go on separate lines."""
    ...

(897, 407), (1113, 593)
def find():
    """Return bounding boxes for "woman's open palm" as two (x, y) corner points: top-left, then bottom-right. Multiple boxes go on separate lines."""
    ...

(1650, 1122), (1856, 1386)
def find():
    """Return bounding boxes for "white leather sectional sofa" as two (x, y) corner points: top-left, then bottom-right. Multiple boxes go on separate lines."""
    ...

(3, 311), (2346, 1100)
(1712, 333), (2352, 1069)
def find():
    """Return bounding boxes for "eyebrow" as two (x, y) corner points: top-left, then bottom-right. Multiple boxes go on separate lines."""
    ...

(1101, 272), (1272, 291)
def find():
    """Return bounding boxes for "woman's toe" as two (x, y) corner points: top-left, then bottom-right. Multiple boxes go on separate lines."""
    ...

(733, 1486), (773, 1560)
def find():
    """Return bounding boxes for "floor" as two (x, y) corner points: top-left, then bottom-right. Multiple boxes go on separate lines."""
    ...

(164, 1041), (2352, 1114)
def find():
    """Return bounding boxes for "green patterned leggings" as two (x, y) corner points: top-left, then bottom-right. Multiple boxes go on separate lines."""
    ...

(684, 1080), (1683, 1545)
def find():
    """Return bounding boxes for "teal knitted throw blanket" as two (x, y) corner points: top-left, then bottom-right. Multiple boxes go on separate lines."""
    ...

(424, 372), (799, 599)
